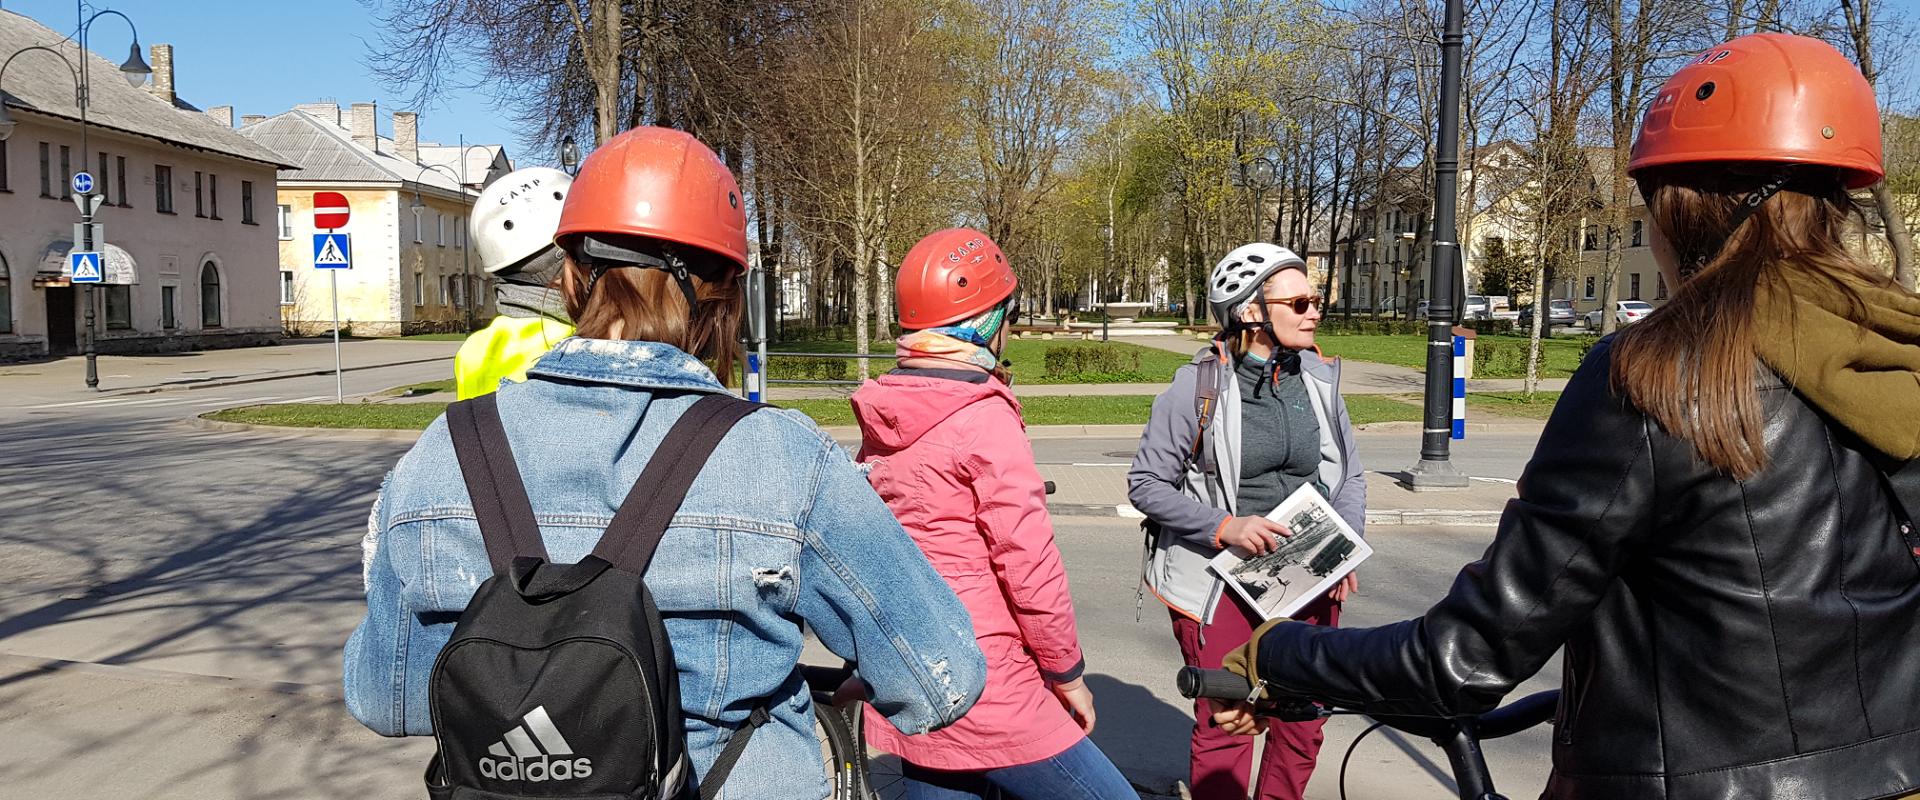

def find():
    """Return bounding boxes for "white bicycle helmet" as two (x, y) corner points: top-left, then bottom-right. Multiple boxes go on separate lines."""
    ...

(1206, 242), (1307, 328)
(471, 167), (573, 275)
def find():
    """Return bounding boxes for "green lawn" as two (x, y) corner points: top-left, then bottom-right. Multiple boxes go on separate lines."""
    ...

(767, 338), (1190, 385)
(205, 385), (1562, 434)
(1318, 332), (1593, 378)
(1467, 390), (1564, 419)
(206, 402), (450, 430)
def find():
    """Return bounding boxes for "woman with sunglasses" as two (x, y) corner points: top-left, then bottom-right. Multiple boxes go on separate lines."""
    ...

(1127, 243), (1365, 800)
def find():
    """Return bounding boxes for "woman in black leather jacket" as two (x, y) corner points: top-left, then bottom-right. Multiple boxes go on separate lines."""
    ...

(1226, 33), (1920, 800)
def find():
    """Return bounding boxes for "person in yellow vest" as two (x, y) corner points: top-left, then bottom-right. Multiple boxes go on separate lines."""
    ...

(453, 167), (576, 399)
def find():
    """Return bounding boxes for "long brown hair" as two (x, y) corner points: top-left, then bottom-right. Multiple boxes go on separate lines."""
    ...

(1612, 164), (1888, 478)
(559, 245), (743, 380)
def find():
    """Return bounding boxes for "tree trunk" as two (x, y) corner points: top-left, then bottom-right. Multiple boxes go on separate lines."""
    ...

(1841, 0), (1915, 286)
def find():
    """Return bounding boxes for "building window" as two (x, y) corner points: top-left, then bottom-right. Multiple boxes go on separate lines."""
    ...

(0, 254), (10, 332)
(242, 181), (256, 224)
(280, 270), (295, 305)
(194, 171), (205, 217)
(162, 285), (177, 329)
(277, 204), (293, 239)
(1630, 273), (1642, 300)
(1631, 220), (1644, 247)
(96, 152), (110, 205)
(209, 174), (220, 219)
(104, 284), (133, 330)
(1657, 273), (1669, 299)
(59, 145), (70, 199)
(455, 217), (464, 248)
(38, 142), (50, 197)
(437, 274), (448, 305)
(1584, 276), (1596, 299)
(437, 212), (445, 247)
(200, 262), (222, 327)
(1583, 226), (1598, 251)
(414, 272), (425, 306)
(116, 156), (129, 207)
(0, 138), (9, 192)
(414, 208), (424, 243)
(155, 165), (174, 213)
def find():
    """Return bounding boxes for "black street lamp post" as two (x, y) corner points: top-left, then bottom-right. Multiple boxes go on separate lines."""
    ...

(1406, 0), (1471, 489)
(411, 162), (475, 330)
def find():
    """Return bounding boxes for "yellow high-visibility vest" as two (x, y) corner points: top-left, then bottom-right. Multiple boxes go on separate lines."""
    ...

(454, 316), (575, 400)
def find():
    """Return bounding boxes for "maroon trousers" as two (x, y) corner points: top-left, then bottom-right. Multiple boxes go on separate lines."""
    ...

(1170, 593), (1340, 800)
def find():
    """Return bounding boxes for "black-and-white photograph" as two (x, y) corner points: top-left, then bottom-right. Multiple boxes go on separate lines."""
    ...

(1211, 486), (1372, 621)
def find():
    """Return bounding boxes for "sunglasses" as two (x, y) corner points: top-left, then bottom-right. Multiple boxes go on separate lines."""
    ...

(1252, 295), (1325, 315)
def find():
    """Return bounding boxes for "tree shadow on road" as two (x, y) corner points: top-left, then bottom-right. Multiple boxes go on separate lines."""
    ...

(1085, 672), (1193, 797)
(0, 414), (417, 798)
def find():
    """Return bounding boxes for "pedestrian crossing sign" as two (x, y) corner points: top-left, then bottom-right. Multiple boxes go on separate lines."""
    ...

(69, 251), (103, 283)
(313, 233), (352, 269)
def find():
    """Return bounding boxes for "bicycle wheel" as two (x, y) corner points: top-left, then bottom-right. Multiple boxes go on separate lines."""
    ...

(812, 694), (863, 800)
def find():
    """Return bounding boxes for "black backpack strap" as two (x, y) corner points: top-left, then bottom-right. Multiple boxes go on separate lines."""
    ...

(592, 394), (761, 574)
(698, 705), (771, 800)
(447, 394), (550, 574)
(1190, 342), (1223, 479)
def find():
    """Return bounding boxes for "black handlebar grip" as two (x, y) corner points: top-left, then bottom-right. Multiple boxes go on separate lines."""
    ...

(1474, 690), (1560, 740)
(1044, 480), (1056, 495)
(1177, 667), (1253, 700)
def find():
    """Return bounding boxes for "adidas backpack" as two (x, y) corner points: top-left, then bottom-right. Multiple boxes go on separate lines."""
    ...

(425, 393), (766, 800)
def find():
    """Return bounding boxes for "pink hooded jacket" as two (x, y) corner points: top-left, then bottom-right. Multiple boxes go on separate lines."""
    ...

(851, 371), (1089, 770)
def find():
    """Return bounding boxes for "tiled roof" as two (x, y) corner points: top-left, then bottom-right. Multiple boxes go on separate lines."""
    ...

(0, 10), (289, 167)
(237, 110), (472, 196)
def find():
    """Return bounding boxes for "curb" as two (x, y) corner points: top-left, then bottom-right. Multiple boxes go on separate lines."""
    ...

(109, 355), (453, 397)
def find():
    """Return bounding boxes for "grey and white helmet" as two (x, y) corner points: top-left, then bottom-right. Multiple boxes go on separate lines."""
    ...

(1206, 243), (1307, 327)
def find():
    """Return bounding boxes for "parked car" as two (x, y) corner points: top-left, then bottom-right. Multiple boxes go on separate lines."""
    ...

(1517, 299), (1578, 330)
(1464, 295), (1492, 320)
(1586, 300), (1656, 328)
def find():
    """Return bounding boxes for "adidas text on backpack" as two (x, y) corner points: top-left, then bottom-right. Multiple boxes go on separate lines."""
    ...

(426, 393), (766, 800)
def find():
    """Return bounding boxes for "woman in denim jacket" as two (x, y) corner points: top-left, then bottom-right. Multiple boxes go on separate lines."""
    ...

(343, 127), (987, 799)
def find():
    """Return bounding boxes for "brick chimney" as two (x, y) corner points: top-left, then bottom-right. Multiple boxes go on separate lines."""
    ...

(350, 102), (378, 152)
(148, 44), (174, 105)
(393, 111), (419, 163)
(207, 105), (233, 128)
(240, 114), (266, 127)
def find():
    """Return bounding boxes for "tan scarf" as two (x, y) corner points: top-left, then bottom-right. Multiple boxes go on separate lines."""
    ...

(1753, 269), (1920, 460)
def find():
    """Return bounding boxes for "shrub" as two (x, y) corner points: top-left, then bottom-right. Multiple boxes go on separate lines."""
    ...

(1462, 318), (1516, 335)
(1474, 340), (1533, 378)
(1043, 343), (1144, 380)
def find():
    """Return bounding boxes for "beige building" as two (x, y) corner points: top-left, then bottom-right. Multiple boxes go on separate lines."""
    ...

(237, 102), (509, 336)
(0, 10), (289, 360)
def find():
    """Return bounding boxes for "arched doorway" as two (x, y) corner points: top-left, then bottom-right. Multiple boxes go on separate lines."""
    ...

(200, 261), (222, 328)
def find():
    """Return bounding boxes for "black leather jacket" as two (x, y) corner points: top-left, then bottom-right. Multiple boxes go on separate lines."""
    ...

(1255, 339), (1920, 800)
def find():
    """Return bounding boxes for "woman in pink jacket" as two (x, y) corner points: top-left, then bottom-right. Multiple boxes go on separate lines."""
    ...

(849, 228), (1135, 800)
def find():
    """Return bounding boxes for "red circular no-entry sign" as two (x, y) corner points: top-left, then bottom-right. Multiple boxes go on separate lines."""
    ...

(314, 192), (351, 230)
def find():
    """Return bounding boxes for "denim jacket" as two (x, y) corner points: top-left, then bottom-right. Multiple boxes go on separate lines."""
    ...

(343, 337), (987, 799)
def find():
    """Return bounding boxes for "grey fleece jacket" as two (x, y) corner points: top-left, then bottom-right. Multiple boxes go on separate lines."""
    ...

(1126, 344), (1366, 624)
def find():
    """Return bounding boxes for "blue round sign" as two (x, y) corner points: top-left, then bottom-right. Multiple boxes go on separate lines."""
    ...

(72, 171), (95, 195)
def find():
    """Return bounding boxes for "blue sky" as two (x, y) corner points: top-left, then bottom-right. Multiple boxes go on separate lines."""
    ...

(4, 0), (537, 162)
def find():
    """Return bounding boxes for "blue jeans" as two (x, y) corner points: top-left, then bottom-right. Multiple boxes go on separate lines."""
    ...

(901, 737), (1136, 800)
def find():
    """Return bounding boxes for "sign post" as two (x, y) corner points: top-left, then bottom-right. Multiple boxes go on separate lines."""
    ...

(313, 192), (354, 404)
(72, 172), (105, 390)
